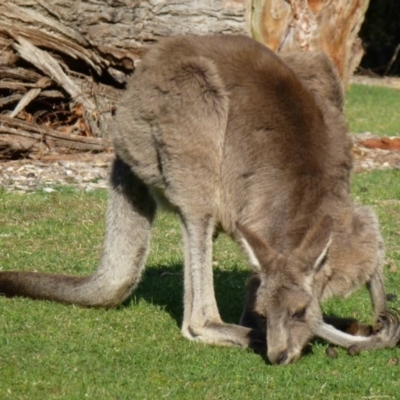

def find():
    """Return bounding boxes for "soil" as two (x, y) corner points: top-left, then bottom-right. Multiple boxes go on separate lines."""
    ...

(351, 75), (400, 89)
(352, 134), (400, 173)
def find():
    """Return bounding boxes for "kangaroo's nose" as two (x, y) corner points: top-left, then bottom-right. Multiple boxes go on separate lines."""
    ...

(268, 348), (290, 365)
(277, 350), (288, 365)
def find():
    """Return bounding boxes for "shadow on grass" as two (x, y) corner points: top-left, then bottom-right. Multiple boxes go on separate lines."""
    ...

(122, 261), (379, 364)
(124, 262), (251, 329)
(123, 261), (390, 364)
(124, 261), (270, 362)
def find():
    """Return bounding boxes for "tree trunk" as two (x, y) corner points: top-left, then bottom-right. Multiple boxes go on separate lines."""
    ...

(250, 0), (370, 84)
(0, 0), (368, 159)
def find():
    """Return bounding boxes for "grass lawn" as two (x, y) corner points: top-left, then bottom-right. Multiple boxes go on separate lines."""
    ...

(1, 84), (400, 399)
(345, 84), (400, 136)
(1, 170), (400, 399)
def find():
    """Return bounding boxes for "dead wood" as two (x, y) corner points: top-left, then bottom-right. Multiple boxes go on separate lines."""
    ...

(385, 43), (400, 76)
(0, 114), (111, 159)
(0, 1), (128, 159)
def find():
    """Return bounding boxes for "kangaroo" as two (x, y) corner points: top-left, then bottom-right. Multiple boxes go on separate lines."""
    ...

(0, 35), (399, 364)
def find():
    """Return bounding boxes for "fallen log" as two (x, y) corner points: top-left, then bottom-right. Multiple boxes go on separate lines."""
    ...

(0, 114), (111, 159)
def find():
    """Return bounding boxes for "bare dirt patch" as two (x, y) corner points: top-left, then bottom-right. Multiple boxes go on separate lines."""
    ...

(353, 134), (400, 173)
(351, 75), (400, 89)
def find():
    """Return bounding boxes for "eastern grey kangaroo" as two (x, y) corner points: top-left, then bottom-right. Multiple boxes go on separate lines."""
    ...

(1, 35), (399, 364)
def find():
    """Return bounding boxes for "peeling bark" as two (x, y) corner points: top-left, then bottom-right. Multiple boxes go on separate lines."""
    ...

(250, 0), (370, 84)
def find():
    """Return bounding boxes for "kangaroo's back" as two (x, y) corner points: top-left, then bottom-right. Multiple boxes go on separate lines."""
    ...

(214, 41), (349, 244)
(115, 35), (352, 251)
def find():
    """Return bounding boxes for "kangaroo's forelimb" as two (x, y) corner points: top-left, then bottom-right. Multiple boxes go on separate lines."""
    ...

(315, 310), (400, 351)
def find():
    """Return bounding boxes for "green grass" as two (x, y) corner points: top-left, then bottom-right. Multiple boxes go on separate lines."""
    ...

(1, 172), (400, 399)
(345, 84), (400, 136)
(1, 82), (400, 398)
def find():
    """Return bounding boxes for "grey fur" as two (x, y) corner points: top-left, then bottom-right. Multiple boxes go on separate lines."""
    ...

(1, 35), (399, 364)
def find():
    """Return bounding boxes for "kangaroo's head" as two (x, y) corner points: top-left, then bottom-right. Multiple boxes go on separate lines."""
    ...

(237, 216), (333, 365)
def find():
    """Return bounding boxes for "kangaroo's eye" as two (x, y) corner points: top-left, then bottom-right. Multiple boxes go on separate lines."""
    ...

(292, 308), (306, 320)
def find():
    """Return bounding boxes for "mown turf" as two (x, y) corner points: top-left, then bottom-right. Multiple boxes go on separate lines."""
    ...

(1, 80), (400, 400)
(346, 84), (400, 136)
(1, 169), (400, 399)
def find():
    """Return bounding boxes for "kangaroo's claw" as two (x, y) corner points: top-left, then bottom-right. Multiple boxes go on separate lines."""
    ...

(374, 309), (400, 348)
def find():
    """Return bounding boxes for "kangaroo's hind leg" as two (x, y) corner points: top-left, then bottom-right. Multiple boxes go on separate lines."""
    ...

(147, 56), (264, 349)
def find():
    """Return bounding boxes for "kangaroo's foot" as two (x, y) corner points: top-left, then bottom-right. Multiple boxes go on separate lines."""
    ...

(182, 321), (265, 351)
(370, 310), (400, 348)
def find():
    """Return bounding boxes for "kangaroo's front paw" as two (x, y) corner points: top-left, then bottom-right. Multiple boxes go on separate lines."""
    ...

(374, 310), (400, 348)
(247, 328), (266, 354)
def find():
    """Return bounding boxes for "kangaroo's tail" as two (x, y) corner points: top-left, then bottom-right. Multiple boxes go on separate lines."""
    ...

(0, 158), (156, 307)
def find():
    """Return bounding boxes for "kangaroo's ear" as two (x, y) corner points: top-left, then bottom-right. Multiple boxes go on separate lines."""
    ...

(296, 215), (333, 272)
(236, 222), (277, 271)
